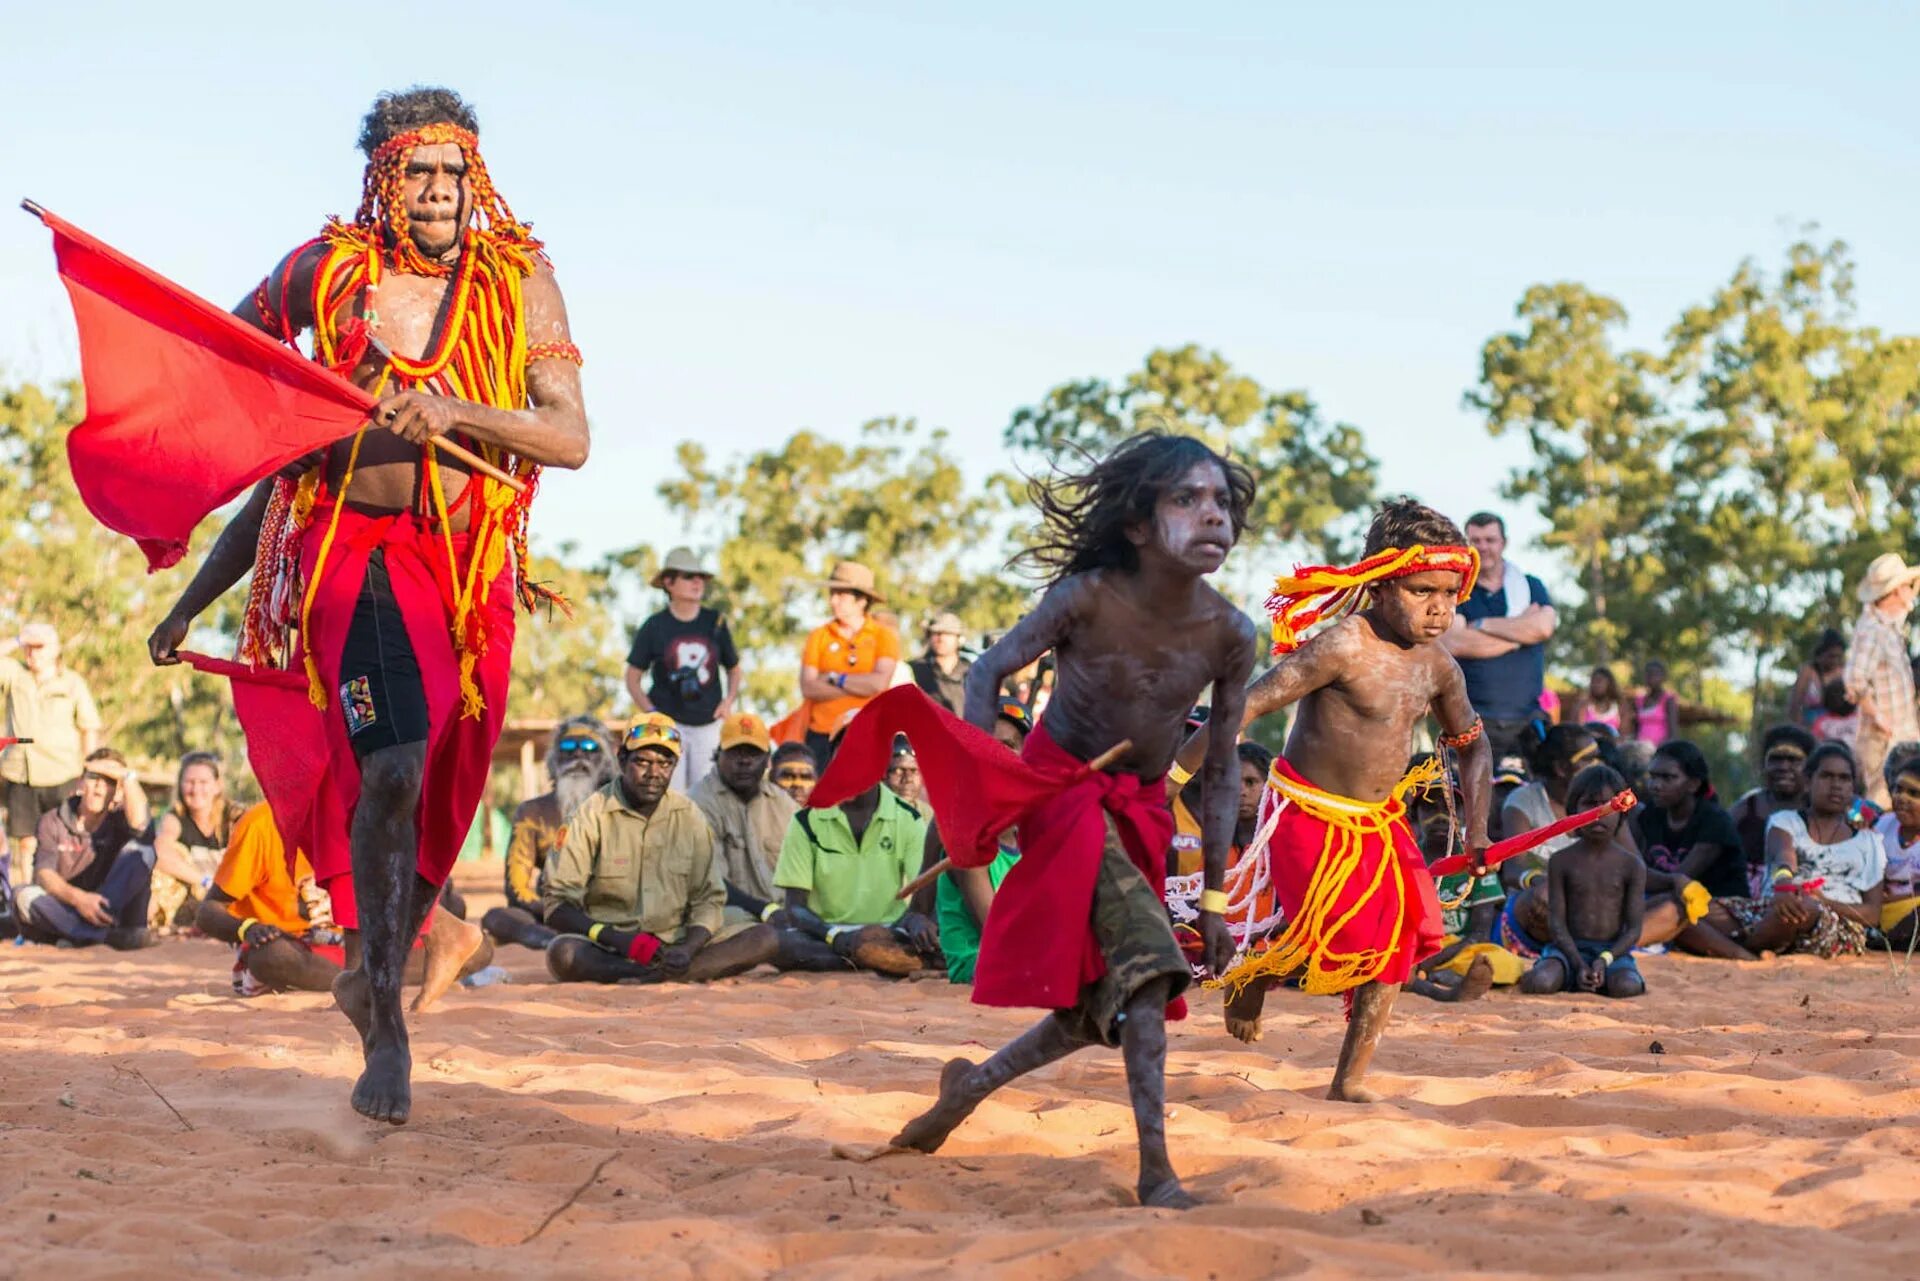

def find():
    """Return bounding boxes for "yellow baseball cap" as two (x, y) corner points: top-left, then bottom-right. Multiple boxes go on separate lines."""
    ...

(622, 713), (683, 760)
(719, 712), (772, 752)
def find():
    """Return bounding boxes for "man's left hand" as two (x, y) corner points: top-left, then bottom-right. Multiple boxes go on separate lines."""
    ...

(657, 943), (696, 975)
(897, 910), (939, 954)
(371, 391), (459, 445)
(1199, 911), (1235, 976)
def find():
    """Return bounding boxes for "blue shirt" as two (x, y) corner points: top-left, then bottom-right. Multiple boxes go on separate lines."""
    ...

(1456, 573), (1552, 721)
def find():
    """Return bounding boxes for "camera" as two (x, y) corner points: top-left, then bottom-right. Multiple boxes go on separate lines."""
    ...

(666, 665), (705, 703)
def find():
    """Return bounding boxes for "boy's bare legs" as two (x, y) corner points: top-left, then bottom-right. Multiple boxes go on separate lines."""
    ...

(1224, 976), (1271, 1042)
(1327, 980), (1399, 1103)
(1118, 977), (1194, 1208)
(892, 1012), (1090, 1152)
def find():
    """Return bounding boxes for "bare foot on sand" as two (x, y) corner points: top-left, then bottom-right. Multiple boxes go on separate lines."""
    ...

(849, 934), (923, 978)
(413, 908), (486, 1014)
(1455, 955), (1496, 1002)
(352, 1038), (412, 1125)
(1140, 1177), (1200, 1210)
(891, 1057), (980, 1153)
(1224, 980), (1267, 1043)
(332, 968), (373, 1053)
(1327, 1081), (1384, 1104)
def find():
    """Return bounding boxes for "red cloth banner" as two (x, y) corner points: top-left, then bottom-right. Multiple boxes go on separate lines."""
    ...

(35, 206), (372, 569)
(176, 651), (325, 878)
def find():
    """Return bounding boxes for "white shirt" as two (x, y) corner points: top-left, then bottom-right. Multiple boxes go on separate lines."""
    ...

(1765, 810), (1884, 904)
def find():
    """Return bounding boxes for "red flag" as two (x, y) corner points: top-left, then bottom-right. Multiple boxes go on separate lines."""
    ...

(34, 206), (372, 570)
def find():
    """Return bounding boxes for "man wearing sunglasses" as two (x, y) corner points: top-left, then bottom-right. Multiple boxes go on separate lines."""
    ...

(16, 748), (157, 949)
(484, 716), (616, 951)
(544, 714), (777, 983)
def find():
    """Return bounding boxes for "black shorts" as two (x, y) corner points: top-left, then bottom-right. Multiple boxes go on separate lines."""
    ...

(6, 779), (76, 839)
(336, 548), (430, 758)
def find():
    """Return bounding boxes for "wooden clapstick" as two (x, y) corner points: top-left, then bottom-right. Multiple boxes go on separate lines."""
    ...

(895, 737), (1135, 900)
(363, 337), (528, 495)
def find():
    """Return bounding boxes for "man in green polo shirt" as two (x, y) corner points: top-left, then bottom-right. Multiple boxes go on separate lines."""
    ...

(544, 714), (778, 984)
(772, 766), (941, 977)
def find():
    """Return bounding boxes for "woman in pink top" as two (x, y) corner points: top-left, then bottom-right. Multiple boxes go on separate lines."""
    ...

(1568, 665), (1633, 737)
(1633, 658), (1732, 747)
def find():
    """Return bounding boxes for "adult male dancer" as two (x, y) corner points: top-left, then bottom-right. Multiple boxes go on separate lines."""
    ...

(149, 87), (589, 1123)
(885, 433), (1259, 1209)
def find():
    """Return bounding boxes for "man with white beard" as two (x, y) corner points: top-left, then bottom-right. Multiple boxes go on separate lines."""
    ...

(481, 716), (617, 950)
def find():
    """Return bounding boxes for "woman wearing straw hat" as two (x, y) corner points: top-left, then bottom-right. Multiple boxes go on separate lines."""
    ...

(1845, 552), (1920, 806)
(624, 547), (741, 791)
(798, 561), (900, 766)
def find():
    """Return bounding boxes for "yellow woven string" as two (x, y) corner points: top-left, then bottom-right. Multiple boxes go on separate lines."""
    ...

(1209, 756), (1444, 997)
(298, 422), (369, 709)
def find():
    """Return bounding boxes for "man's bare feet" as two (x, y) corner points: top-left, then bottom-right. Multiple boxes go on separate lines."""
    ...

(1454, 955), (1495, 1002)
(1139, 1176), (1201, 1209)
(351, 1038), (412, 1125)
(1223, 979), (1268, 1043)
(332, 968), (373, 1053)
(413, 907), (485, 1013)
(891, 1057), (981, 1153)
(848, 933), (922, 978)
(1326, 1080), (1383, 1103)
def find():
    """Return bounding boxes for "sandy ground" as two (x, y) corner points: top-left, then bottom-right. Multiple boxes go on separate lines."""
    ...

(5, 868), (1920, 1279)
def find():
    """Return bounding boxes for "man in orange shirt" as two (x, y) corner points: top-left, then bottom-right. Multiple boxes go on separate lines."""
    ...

(197, 803), (345, 995)
(798, 561), (900, 765)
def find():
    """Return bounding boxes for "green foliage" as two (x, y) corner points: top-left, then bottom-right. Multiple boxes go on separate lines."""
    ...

(654, 418), (1030, 713)
(506, 546), (625, 723)
(1005, 344), (1381, 563)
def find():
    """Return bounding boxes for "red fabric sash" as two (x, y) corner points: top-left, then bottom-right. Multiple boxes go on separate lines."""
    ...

(810, 685), (1185, 1018)
(1264, 757), (1445, 990)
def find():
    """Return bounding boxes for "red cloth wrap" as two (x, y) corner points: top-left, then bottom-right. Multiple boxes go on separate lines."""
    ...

(1264, 757), (1446, 991)
(627, 932), (663, 964)
(810, 685), (1185, 1020)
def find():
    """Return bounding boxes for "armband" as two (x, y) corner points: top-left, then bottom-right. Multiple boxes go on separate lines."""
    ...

(588, 923), (607, 944)
(1439, 717), (1484, 750)
(238, 917), (260, 945)
(1198, 888), (1230, 915)
(526, 340), (584, 367)
(1168, 763), (1193, 787)
(1596, 951), (1614, 967)
(1519, 867), (1544, 889)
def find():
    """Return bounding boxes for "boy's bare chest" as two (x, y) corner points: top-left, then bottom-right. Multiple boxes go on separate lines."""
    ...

(1330, 649), (1439, 724)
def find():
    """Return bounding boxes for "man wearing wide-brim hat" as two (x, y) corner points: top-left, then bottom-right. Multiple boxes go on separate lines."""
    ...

(624, 547), (741, 792)
(909, 610), (971, 718)
(1845, 552), (1920, 805)
(798, 560), (900, 766)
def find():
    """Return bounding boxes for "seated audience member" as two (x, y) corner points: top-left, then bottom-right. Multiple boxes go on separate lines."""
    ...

(1636, 741), (1748, 899)
(885, 739), (923, 807)
(771, 728), (939, 977)
(545, 714), (777, 984)
(1810, 679), (1860, 749)
(769, 743), (819, 805)
(1411, 801), (1516, 1001)
(1166, 739), (1283, 974)
(689, 712), (798, 921)
(1875, 756), (1920, 949)
(1716, 744), (1884, 958)
(936, 702), (1031, 984)
(16, 749), (157, 949)
(197, 803), (343, 994)
(149, 751), (248, 932)
(1520, 764), (1646, 998)
(1500, 725), (1599, 888)
(483, 716), (616, 951)
(1728, 726), (1815, 894)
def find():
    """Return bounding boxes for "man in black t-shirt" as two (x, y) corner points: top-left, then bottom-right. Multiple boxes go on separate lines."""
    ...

(624, 547), (742, 792)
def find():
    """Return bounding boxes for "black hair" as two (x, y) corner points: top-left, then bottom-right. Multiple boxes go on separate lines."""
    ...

(1464, 511), (1505, 538)
(357, 86), (480, 157)
(1236, 741), (1274, 776)
(1651, 739), (1712, 802)
(1567, 762), (1627, 812)
(1525, 723), (1595, 780)
(1588, 666), (1622, 703)
(1363, 497), (1466, 559)
(1892, 755), (1920, 791)
(1820, 677), (1856, 718)
(771, 742), (817, 770)
(1759, 724), (1816, 759)
(1018, 431), (1255, 585)
(1804, 741), (1859, 788)
(1812, 627), (1845, 659)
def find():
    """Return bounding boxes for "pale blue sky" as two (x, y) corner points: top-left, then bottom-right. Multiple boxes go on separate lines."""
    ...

(4, 2), (1917, 606)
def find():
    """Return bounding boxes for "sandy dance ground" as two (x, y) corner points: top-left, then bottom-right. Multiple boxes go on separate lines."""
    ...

(5, 875), (1920, 1279)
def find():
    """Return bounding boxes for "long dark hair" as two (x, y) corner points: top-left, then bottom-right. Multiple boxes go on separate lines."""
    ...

(1651, 739), (1713, 805)
(1017, 432), (1255, 585)
(1588, 665), (1622, 705)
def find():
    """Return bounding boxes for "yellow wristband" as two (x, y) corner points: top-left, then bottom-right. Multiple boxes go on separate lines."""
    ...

(1597, 951), (1614, 966)
(588, 923), (606, 943)
(238, 917), (259, 944)
(1169, 763), (1193, 787)
(760, 902), (781, 923)
(1198, 889), (1230, 915)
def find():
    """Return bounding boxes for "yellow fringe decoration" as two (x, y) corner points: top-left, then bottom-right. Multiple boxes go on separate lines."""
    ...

(1266, 544), (1480, 655)
(1208, 756), (1444, 997)
(299, 423), (369, 708)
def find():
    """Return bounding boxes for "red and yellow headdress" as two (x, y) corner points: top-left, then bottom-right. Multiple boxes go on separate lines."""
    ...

(1265, 544), (1480, 655)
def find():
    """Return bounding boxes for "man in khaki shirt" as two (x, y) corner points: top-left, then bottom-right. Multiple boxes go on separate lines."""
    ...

(3, 623), (103, 875)
(544, 714), (777, 984)
(688, 712), (797, 912)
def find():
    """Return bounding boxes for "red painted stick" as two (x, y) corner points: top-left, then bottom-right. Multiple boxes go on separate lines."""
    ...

(1426, 789), (1637, 878)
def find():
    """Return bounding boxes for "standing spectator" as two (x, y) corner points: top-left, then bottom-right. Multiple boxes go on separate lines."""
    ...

(909, 613), (971, 716)
(1566, 666), (1634, 737)
(797, 561), (899, 766)
(624, 547), (740, 793)
(149, 751), (248, 931)
(1631, 659), (1732, 747)
(1441, 512), (1557, 763)
(1, 623), (103, 871)
(1728, 726), (1816, 894)
(1786, 629), (1847, 728)
(16, 748), (156, 949)
(1843, 553), (1920, 806)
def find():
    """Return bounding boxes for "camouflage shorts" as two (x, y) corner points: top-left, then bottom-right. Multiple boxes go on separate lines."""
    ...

(1057, 815), (1190, 1048)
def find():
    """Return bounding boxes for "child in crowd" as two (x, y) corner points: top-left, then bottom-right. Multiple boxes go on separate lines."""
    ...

(1520, 763), (1646, 998)
(1811, 679), (1859, 749)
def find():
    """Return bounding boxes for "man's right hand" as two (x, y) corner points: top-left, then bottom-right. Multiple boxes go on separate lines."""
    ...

(75, 892), (113, 928)
(148, 612), (190, 666)
(241, 922), (284, 948)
